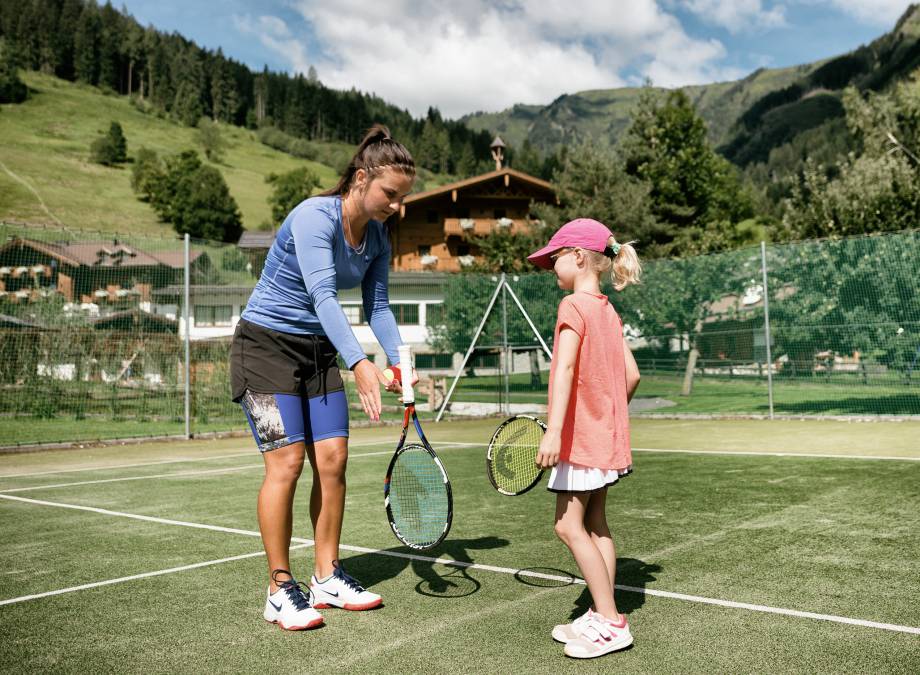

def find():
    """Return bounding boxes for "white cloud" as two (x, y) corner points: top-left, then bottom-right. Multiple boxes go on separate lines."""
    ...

(272, 0), (741, 117)
(681, 0), (787, 33)
(818, 0), (913, 26)
(232, 14), (312, 73)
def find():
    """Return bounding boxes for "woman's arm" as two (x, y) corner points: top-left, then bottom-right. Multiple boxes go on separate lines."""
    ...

(361, 243), (402, 367)
(623, 336), (640, 402)
(292, 210), (386, 420)
(536, 327), (580, 469)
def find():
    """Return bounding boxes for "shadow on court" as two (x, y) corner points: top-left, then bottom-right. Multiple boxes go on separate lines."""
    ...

(540, 558), (661, 620)
(342, 536), (510, 599)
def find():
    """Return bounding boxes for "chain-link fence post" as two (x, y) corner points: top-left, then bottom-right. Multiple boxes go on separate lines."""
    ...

(183, 233), (191, 439)
(761, 240), (774, 419)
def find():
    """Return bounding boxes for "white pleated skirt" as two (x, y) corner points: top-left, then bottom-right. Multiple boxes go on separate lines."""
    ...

(547, 460), (632, 493)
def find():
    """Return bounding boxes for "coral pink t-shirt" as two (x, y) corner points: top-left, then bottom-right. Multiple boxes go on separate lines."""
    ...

(547, 292), (632, 471)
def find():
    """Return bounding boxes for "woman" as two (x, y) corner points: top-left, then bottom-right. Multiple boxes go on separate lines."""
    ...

(230, 124), (415, 630)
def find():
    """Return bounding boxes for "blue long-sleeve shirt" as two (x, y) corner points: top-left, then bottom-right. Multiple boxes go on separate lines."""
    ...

(241, 195), (402, 369)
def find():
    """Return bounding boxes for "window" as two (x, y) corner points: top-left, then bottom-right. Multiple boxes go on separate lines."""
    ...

(390, 304), (420, 324)
(341, 304), (363, 325)
(455, 207), (470, 218)
(494, 208), (506, 219)
(457, 244), (470, 256)
(418, 245), (431, 257)
(425, 303), (445, 326)
(195, 305), (232, 327)
(416, 353), (453, 369)
(426, 210), (439, 224)
(471, 351), (499, 368)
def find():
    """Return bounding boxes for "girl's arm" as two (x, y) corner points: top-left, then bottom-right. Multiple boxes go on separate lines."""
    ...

(623, 336), (640, 402)
(536, 326), (581, 469)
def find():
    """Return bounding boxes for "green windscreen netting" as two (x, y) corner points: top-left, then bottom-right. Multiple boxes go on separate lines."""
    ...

(1, 222), (917, 447)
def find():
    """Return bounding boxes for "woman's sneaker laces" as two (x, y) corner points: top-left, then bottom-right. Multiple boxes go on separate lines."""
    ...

(263, 569), (324, 630)
(310, 560), (383, 611)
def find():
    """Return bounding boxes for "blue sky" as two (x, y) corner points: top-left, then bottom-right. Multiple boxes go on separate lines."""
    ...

(117, 1), (913, 119)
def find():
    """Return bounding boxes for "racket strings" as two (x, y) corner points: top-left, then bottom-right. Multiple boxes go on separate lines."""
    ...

(490, 419), (544, 494)
(389, 445), (449, 546)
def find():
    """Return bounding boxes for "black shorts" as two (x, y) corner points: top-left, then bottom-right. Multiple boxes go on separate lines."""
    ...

(230, 318), (343, 401)
(230, 318), (348, 451)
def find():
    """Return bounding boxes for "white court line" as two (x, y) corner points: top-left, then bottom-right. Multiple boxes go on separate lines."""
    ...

(1, 493), (917, 636)
(0, 440), (481, 481)
(0, 544), (314, 607)
(0, 443), (480, 494)
(633, 448), (920, 462)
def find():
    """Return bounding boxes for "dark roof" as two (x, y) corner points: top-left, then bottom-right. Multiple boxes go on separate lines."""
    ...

(0, 238), (203, 269)
(238, 231), (277, 249)
(88, 309), (178, 332)
(0, 313), (50, 330)
(401, 168), (554, 208)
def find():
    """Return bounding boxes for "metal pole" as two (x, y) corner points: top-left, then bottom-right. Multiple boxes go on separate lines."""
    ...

(436, 275), (505, 422)
(760, 241), (774, 420)
(501, 273), (510, 416)
(504, 282), (552, 359)
(183, 233), (191, 439)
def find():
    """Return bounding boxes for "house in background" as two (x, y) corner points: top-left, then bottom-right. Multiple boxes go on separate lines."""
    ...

(0, 237), (210, 312)
(235, 147), (557, 276)
(392, 165), (556, 272)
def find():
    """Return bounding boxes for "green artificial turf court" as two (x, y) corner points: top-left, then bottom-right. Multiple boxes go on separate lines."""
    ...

(0, 418), (918, 673)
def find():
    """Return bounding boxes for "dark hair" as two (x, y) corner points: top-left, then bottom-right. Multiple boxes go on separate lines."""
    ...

(319, 124), (415, 196)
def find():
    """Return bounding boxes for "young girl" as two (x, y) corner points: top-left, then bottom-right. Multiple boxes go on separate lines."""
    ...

(528, 218), (642, 658)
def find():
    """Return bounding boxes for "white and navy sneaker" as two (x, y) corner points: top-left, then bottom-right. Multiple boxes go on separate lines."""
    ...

(263, 569), (324, 630)
(310, 560), (382, 611)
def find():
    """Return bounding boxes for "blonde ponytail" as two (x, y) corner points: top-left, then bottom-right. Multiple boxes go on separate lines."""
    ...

(609, 237), (641, 290)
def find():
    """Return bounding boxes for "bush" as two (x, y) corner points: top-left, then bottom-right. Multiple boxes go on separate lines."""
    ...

(90, 122), (127, 165)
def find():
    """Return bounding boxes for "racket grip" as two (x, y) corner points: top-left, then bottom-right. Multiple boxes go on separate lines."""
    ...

(397, 345), (414, 404)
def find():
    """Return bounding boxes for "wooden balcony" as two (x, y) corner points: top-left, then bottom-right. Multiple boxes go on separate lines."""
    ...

(443, 217), (520, 237)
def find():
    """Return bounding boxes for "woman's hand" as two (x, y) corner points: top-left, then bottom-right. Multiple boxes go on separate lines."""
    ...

(383, 364), (419, 396)
(353, 358), (387, 421)
(536, 431), (561, 469)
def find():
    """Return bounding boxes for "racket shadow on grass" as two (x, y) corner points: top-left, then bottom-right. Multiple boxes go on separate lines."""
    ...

(338, 536), (510, 600)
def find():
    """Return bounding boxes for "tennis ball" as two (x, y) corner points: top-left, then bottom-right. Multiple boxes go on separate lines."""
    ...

(384, 365), (401, 383)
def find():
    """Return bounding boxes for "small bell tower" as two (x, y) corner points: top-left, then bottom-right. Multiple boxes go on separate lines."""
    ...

(490, 135), (506, 171)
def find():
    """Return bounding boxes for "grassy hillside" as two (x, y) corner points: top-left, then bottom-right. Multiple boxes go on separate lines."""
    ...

(0, 72), (341, 236)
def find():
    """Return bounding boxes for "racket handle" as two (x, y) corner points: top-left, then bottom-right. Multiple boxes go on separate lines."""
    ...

(397, 345), (414, 404)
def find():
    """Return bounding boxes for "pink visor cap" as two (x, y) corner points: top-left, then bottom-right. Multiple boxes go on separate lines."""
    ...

(527, 218), (615, 270)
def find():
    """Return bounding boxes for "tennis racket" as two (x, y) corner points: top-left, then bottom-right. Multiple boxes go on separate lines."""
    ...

(383, 345), (453, 550)
(486, 414), (547, 496)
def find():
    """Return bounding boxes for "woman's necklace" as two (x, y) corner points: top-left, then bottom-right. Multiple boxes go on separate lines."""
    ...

(342, 195), (367, 255)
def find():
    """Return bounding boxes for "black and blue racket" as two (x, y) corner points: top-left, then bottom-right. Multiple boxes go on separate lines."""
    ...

(383, 346), (452, 550)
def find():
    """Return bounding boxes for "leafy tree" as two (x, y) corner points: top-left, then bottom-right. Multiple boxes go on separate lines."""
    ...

(616, 246), (756, 394)
(768, 232), (920, 379)
(140, 149), (241, 241)
(0, 38), (27, 103)
(463, 226), (543, 275)
(530, 140), (661, 253)
(89, 121), (127, 165)
(73, 3), (101, 85)
(130, 146), (163, 199)
(621, 89), (753, 254)
(196, 117), (226, 162)
(781, 78), (920, 239)
(169, 163), (242, 241)
(265, 167), (320, 224)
